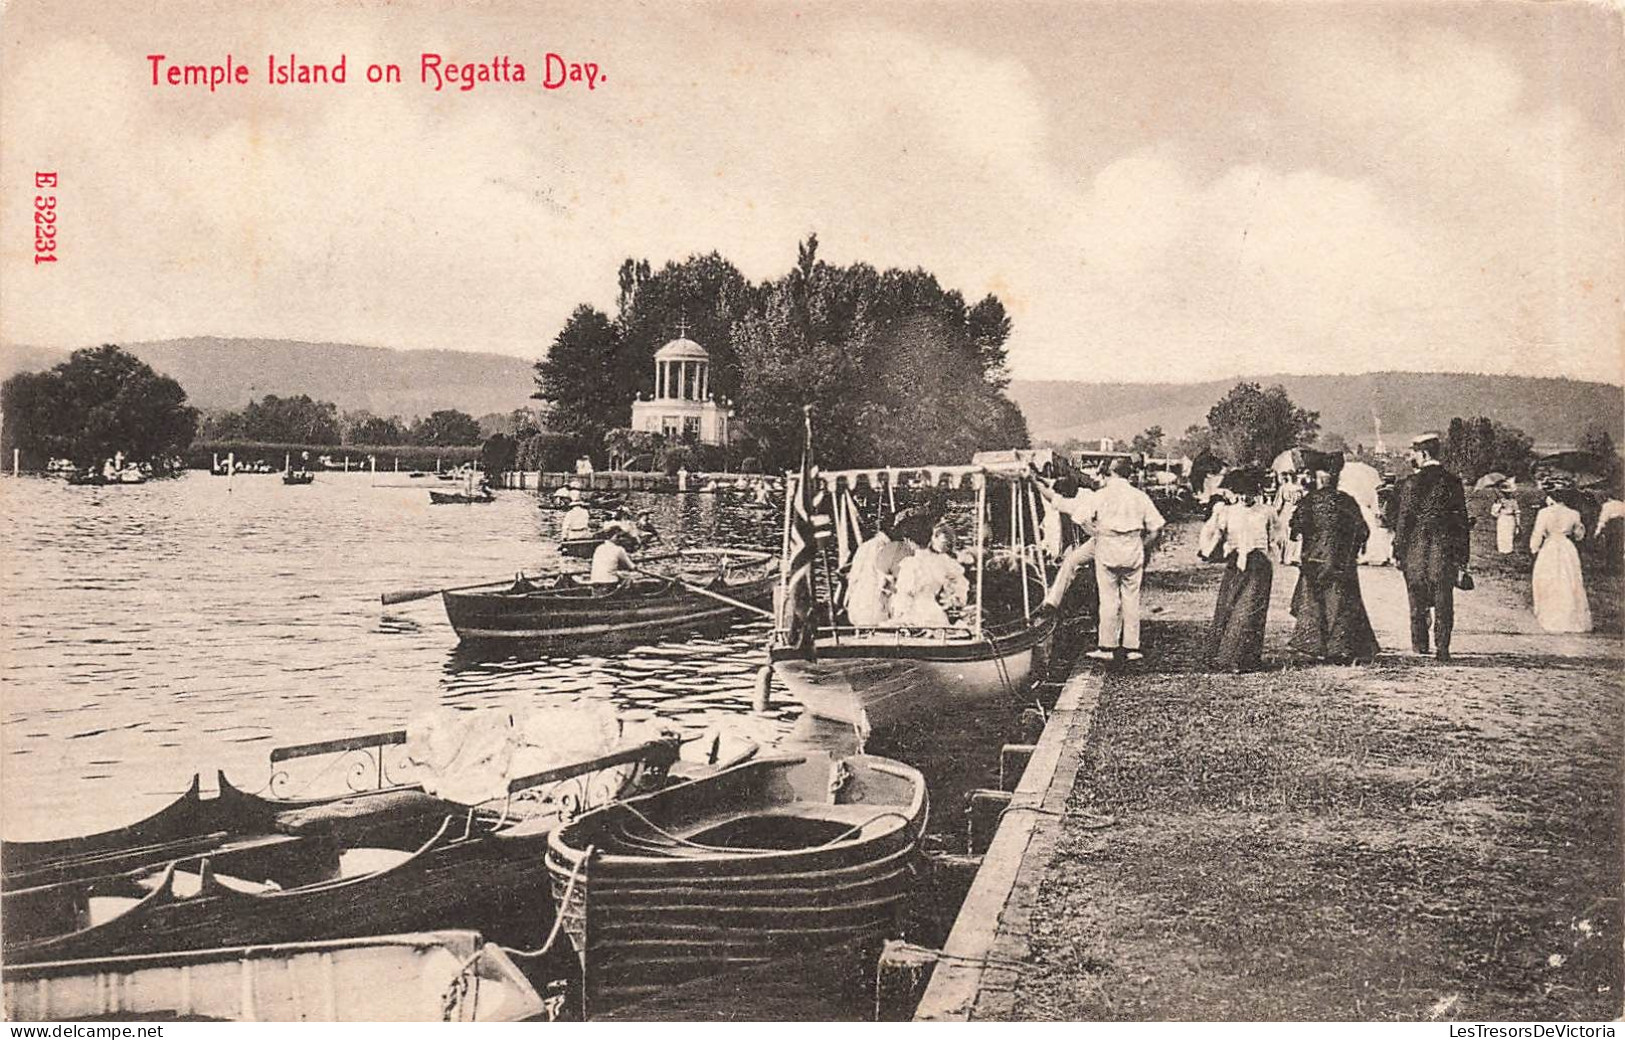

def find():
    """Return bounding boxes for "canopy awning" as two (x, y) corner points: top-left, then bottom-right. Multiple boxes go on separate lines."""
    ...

(790, 464), (1003, 491)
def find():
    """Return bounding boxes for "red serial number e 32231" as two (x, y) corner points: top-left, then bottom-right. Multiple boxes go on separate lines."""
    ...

(34, 172), (57, 265)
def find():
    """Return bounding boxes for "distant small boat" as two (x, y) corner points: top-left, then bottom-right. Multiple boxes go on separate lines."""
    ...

(540, 492), (626, 512)
(429, 490), (495, 505)
(283, 471), (315, 486)
(2, 931), (544, 1022)
(545, 752), (927, 1018)
(441, 549), (775, 646)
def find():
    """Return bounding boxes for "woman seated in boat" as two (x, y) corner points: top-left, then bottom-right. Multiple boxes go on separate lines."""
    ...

(844, 512), (910, 627)
(887, 524), (970, 628)
(559, 493), (593, 540)
(590, 528), (638, 585)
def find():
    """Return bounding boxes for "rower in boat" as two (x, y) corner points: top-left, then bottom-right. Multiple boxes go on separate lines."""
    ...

(559, 490), (593, 541)
(590, 528), (638, 585)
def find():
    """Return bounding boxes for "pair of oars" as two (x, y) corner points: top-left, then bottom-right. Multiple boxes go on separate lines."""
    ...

(381, 553), (773, 619)
(380, 549), (682, 606)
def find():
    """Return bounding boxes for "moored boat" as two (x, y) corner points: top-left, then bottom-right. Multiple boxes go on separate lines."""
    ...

(283, 471), (315, 485)
(770, 611), (1057, 737)
(441, 548), (775, 646)
(2, 931), (544, 1022)
(545, 751), (927, 1018)
(2, 725), (682, 965)
(767, 459), (1064, 740)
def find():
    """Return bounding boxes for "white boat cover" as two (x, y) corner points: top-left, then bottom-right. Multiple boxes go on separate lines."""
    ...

(403, 704), (641, 806)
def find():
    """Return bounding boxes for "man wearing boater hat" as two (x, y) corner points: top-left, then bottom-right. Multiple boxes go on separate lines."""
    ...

(1392, 432), (1471, 661)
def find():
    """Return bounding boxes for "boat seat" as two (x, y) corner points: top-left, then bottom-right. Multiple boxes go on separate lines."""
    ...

(272, 789), (459, 838)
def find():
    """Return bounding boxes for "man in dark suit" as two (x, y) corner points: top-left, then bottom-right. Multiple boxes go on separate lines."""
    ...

(1392, 432), (1471, 661)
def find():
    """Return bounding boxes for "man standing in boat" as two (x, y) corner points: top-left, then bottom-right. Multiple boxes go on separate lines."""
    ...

(1084, 457), (1166, 662)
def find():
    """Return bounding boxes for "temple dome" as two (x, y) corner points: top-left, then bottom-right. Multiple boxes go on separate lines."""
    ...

(654, 337), (710, 362)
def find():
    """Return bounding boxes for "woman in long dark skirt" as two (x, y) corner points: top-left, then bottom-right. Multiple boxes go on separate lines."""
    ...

(1288, 452), (1380, 664)
(1199, 468), (1276, 672)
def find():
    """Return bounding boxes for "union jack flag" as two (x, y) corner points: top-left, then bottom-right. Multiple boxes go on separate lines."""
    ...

(783, 407), (833, 657)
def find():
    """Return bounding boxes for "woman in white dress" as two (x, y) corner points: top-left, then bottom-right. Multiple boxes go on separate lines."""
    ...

(887, 525), (971, 628)
(1529, 490), (1591, 633)
(1490, 484), (1521, 555)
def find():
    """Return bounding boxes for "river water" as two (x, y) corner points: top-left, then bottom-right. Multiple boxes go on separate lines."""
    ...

(0, 471), (833, 839)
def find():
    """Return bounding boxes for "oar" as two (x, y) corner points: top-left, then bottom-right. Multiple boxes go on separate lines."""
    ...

(381, 578), (508, 607)
(629, 565), (774, 619)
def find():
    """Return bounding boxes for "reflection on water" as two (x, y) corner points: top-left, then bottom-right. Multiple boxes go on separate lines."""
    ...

(0, 472), (810, 838)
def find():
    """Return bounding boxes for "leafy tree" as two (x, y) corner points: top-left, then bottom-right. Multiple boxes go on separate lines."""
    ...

(1171, 424), (1214, 460)
(0, 345), (197, 469)
(1129, 425), (1165, 456)
(603, 428), (664, 470)
(1205, 382), (1320, 467)
(1317, 431), (1349, 454)
(517, 431), (584, 471)
(481, 433), (519, 475)
(240, 394), (341, 445)
(411, 409), (482, 447)
(350, 415), (407, 446)
(1444, 416), (1534, 482)
(1576, 423), (1622, 487)
(533, 305), (624, 444)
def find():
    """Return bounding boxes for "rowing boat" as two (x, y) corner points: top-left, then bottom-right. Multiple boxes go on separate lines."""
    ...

(2, 736), (681, 965)
(429, 490), (494, 504)
(1, 774), (308, 891)
(2, 931), (544, 1021)
(545, 752), (926, 1018)
(441, 549), (775, 646)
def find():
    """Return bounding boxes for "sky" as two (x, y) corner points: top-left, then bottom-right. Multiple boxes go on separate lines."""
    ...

(1, 0), (1621, 385)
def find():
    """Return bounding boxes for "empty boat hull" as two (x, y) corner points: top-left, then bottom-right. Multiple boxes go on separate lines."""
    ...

(546, 753), (926, 1018)
(2, 931), (543, 1022)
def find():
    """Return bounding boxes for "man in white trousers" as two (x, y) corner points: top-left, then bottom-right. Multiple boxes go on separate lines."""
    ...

(1085, 458), (1165, 662)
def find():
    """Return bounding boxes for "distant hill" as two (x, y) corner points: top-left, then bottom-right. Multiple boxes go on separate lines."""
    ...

(1, 338), (537, 419)
(1010, 373), (1624, 450)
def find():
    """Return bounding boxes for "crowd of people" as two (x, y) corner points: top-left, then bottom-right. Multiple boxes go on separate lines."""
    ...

(1185, 432), (1611, 674)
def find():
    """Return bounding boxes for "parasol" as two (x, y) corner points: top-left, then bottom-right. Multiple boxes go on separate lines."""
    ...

(1472, 471), (1510, 491)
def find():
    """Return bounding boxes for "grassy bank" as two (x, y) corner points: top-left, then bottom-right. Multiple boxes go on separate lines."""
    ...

(1001, 523), (1622, 1021)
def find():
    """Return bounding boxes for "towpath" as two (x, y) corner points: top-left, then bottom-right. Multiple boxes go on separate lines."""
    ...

(918, 523), (1622, 1021)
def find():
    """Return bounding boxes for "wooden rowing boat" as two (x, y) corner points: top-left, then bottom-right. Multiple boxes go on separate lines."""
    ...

(429, 490), (494, 504)
(283, 471), (315, 485)
(441, 549), (776, 646)
(2, 738), (681, 965)
(2, 931), (544, 1021)
(770, 610), (1057, 740)
(545, 752), (927, 1018)
(1, 774), (306, 891)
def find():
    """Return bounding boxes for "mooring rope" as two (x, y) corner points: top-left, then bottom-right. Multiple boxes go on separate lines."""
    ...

(993, 804), (1116, 830)
(608, 802), (918, 856)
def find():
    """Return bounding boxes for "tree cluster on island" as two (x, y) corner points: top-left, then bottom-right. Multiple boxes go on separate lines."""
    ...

(200, 397), (487, 448)
(533, 234), (1030, 471)
(1, 345), (198, 472)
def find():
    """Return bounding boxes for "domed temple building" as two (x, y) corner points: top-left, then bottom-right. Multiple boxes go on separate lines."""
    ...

(629, 333), (733, 447)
